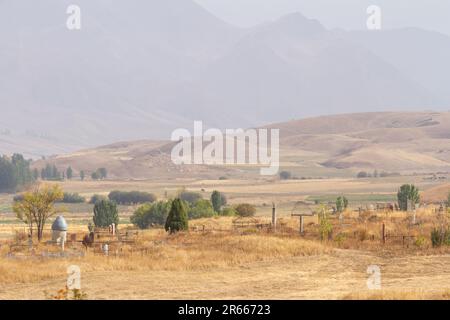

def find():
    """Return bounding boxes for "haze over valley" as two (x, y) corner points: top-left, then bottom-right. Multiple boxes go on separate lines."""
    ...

(1, 1), (450, 159)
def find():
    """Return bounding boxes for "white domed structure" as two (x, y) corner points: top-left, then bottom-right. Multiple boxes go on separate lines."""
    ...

(51, 216), (68, 249)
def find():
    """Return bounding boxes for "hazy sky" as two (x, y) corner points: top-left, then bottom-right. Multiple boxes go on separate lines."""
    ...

(195, 0), (450, 35)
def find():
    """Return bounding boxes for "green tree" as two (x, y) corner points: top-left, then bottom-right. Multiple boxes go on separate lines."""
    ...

(336, 196), (348, 213)
(211, 190), (227, 213)
(0, 156), (16, 192)
(93, 200), (119, 228)
(44, 164), (52, 180)
(66, 167), (73, 180)
(397, 184), (420, 211)
(188, 199), (216, 219)
(165, 198), (188, 234)
(33, 168), (39, 180)
(51, 165), (61, 180)
(98, 168), (107, 179)
(0, 154), (34, 192)
(11, 154), (33, 187)
(91, 171), (99, 180)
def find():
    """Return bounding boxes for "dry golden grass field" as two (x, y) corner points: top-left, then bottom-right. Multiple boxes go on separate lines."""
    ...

(1, 176), (450, 300)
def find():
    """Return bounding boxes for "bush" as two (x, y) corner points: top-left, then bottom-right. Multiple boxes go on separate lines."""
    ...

(431, 228), (450, 247)
(279, 171), (292, 180)
(108, 190), (157, 205)
(93, 200), (119, 228)
(188, 199), (216, 220)
(234, 203), (256, 217)
(415, 236), (427, 248)
(334, 233), (347, 247)
(131, 200), (172, 229)
(356, 171), (368, 178)
(89, 194), (107, 204)
(57, 192), (85, 204)
(179, 191), (202, 205)
(91, 171), (99, 180)
(221, 207), (236, 216)
(165, 198), (188, 234)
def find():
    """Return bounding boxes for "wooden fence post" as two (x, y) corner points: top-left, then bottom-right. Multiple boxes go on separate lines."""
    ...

(272, 203), (277, 232)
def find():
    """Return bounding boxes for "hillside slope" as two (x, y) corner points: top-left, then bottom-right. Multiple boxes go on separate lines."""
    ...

(35, 112), (450, 179)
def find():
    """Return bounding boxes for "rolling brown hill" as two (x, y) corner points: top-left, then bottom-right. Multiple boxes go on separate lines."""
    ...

(34, 112), (450, 179)
(271, 111), (450, 172)
(421, 184), (450, 203)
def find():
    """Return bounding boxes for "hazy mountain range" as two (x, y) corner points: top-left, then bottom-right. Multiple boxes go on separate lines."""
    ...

(1, 0), (450, 158)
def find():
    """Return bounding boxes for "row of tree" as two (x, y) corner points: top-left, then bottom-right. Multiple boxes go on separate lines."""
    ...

(0, 154), (35, 192)
(356, 170), (401, 178)
(40, 165), (107, 181)
(75, 184), (424, 235)
(40, 164), (63, 180)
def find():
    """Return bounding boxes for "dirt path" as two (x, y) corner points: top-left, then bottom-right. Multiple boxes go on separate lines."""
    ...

(1, 250), (450, 299)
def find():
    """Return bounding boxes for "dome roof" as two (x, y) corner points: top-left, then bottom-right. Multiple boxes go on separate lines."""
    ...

(51, 216), (68, 231)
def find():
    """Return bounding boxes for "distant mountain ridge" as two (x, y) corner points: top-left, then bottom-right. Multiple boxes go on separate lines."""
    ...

(35, 112), (450, 179)
(1, 1), (450, 157)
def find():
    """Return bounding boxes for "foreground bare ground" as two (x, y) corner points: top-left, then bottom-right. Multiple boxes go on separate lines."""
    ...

(1, 249), (450, 300)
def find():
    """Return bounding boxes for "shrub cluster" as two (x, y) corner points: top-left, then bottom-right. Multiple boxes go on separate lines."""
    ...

(131, 200), (172, 229)
(131, 191), (239, 229)
(234, 203), (256, 217)
(58, 192), (86, 203)
(108, 190), (157, 205)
